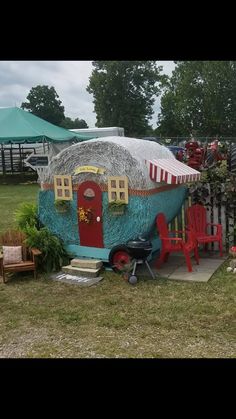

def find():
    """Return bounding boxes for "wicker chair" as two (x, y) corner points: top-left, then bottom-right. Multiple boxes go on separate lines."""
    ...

(0, 230), (41, 283)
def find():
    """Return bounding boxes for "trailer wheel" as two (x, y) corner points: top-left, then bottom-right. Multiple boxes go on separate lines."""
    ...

(109, 245), (133, 273)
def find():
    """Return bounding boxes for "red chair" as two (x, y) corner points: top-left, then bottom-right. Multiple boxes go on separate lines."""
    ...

(186, 204), (223, 256)
(156, 213), (199, 272)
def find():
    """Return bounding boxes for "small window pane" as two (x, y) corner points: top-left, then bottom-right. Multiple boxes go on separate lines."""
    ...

(111, 192), (117, 200)
(64, 178), (69, 186)
(57, 189), (63, 197)
(65, 189), (70, 197)
(111, 180), (116, 188)
(119, 180), (125, 188)
(120, 192), (125, 200)
(56, 178), (62, 186)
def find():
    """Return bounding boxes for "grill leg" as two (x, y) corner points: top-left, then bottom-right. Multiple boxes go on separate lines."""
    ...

(131, 261), (138, 276)
(145, 260), (156, 279)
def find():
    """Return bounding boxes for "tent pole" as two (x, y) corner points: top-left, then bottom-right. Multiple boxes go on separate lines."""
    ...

(19, 143), (23, 172)
(11, 144), (13, 173)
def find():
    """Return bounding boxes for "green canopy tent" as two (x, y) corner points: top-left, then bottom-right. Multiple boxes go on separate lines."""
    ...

(0, 107), (94, 144)
(0, 107), (95, 174)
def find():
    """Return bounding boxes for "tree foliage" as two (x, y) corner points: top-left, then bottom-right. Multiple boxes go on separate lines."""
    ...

(87, 61), (166, 137)
(21, 85), (65, 126)
(188, 161), (236, 246)
(60, 117), (88, 129)
(157, 61), (236, 137)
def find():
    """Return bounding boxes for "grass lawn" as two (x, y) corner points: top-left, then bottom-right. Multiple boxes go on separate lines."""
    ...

(0, 184), (235, 358)
(0, 183), (40, 234)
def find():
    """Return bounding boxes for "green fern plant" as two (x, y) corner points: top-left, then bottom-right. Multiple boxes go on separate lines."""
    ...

(14, 202), (40, 231)
(24, 226), (69, 273)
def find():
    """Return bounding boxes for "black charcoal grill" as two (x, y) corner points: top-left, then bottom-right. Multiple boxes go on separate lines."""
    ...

(126, 236), (156, 282)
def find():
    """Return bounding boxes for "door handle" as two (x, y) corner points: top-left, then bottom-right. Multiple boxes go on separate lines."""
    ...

(96, 216), (101, 222)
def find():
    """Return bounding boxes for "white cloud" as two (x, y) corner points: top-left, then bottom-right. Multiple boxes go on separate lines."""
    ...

(0, 61), (175, 129)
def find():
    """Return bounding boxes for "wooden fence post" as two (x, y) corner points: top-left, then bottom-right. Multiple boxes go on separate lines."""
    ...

(1, 144), (5, 175)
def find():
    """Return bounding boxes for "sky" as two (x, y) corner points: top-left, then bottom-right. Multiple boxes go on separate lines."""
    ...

(0, 61), (176, 129)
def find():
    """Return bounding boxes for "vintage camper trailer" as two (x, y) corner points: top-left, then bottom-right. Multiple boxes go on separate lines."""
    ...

(38, 137), (200, 268)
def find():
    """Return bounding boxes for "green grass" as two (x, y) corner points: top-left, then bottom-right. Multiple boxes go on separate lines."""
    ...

(0, 184), (39, 233)
(0, 184), (235, 358)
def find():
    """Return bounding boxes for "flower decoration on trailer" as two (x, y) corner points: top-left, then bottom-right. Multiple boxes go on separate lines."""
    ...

(78, 207), (93, 224)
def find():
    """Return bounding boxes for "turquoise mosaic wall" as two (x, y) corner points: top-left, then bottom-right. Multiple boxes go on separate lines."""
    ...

(102, 186), (187, 246)
(38, 185), (187, 249)
(38, 191), (79, 244)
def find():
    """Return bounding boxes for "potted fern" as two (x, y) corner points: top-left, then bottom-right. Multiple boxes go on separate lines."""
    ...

(24, 226), (70, 272)
(54, 199), (71, 213)
(108, 200), (127, 215)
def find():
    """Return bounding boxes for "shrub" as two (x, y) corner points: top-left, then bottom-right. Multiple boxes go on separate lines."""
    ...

(24, 226), (69, 272)
(14, 202), (40, 231)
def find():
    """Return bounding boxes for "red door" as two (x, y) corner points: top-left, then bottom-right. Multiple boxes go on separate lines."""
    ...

(77, 181), (104, 248)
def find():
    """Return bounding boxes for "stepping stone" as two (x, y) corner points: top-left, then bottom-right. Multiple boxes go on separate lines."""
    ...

(62, 265), (101, 278)
(70, 258), (103, 269)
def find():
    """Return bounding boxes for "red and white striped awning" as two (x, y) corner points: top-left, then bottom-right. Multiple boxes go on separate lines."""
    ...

(148, 158), (201, 184)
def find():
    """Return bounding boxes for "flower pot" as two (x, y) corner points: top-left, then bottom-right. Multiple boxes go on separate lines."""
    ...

(55, 200), (71, 213)
(108, 201), (127, 215)
(56, 208), (68, 213)
(110, 210), (125, 215)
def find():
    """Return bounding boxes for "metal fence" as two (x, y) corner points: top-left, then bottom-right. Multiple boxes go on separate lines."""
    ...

(1, 137), (236, 174)
(0, 143), (46, 174)
(156, 136), (236, 145)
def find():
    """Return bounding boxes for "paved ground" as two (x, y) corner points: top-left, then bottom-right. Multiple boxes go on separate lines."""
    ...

(137, 251), (227, 282)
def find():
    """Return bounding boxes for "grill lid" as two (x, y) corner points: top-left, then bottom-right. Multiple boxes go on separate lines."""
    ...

(126, 237), (152, 249)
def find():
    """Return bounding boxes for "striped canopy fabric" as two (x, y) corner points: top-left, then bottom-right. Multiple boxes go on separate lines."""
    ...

(148, 158), (201, 184)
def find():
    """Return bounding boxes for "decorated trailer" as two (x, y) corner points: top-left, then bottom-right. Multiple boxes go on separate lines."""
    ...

(38, 137), (200, 268)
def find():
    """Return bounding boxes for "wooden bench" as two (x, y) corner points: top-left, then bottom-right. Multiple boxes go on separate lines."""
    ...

(0, 230), (41, 283)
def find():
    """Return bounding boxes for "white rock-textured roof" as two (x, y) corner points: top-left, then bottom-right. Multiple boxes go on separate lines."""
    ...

(46, 136), (175, 190)
(84, 136), (174, 162)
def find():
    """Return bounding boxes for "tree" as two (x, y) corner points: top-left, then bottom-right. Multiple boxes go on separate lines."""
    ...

(73, 118), (88, 129)
(60, 117), (88, 129)
(155, 90), (183, 137)
(21, 85), (65, 126)
(157, 61), (236, 137)
(87, 61), (166, 137)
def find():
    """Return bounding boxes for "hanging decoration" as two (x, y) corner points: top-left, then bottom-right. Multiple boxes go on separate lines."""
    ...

(78, 207), (94, 224)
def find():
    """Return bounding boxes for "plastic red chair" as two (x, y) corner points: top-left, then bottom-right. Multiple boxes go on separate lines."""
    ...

(156, 213), (199, 272)
(186, 204), (223, 256)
